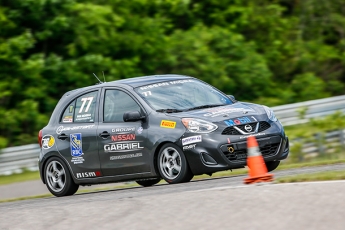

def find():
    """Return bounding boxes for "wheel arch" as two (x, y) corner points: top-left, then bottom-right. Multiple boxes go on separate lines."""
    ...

(40, 152), (77, 184)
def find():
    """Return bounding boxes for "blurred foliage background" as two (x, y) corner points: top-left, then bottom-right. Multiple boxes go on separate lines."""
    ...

(1, 0), (345, 147)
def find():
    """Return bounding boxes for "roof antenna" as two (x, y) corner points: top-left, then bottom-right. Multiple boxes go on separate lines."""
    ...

(102, 71), (106, 82)
(93, 73), (103, 84)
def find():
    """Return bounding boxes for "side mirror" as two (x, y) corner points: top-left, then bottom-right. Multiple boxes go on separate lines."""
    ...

(227, 95), (237, 102)
(123, 111), (145, 122)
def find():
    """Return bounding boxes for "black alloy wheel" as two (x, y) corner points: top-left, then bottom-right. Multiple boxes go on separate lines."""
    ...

(157, 143), (194, 184)
(44, 157), (79, 197)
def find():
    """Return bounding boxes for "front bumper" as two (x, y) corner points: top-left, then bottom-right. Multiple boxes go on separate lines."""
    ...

(183, 133), (289, 175)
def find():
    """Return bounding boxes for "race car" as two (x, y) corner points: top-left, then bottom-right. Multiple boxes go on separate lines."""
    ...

(38, 74), (289, 196)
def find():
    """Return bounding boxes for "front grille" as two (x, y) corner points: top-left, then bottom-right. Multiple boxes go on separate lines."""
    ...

(221, 127), (241, 135)
(222, 143), (280, 161)
(221, 121), (271, 135)
(236, 122), (257, 133)
(258, 121), (270, 132)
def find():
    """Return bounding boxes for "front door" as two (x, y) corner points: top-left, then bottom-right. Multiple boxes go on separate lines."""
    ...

(97, 88), (150, 176)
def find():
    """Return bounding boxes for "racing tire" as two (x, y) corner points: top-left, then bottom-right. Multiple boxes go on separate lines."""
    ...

(265, 161), (280, 172)
(157, 143), (194, 184)
(44, 157), (79, 197)
(136, 178), (161, 187)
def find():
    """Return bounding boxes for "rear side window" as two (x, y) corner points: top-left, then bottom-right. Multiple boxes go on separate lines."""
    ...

(60, 91), (98, 123)
(61, 101), (75, 123)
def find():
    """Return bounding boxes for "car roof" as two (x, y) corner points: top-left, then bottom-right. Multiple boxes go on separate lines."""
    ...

(112, 74), (193, 87)
(64, 74), (193, 96)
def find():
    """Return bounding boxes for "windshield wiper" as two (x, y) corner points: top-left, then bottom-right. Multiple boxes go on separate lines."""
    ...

(186, 104), (224, 111)
(156, 109), (185, 113)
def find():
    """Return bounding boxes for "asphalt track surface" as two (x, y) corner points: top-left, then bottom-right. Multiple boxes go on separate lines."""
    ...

(1, 164), (345, 230)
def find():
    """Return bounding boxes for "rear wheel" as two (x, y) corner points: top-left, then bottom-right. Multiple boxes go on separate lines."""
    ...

(265, 161), (280, 172)
(157, 143), (193, 184)
(136, 178), (161, 187)
(44, 157), (79, 197)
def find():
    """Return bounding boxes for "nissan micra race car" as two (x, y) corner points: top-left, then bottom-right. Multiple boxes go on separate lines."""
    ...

(38, 74), (289, 196)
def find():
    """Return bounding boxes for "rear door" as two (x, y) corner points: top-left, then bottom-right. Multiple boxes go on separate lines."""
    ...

(97, 87), (150, 176)
(55, 90), (102, 179)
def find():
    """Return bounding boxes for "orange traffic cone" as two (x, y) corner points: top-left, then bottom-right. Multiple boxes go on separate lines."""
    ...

(244, 136), (273, 184)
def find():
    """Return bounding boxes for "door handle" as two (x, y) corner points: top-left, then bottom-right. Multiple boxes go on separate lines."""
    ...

(58, 133), (68, 140)
(99, 131), (110, 139)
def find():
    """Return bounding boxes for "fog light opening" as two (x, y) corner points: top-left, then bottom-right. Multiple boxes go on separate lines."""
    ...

(201, 152), (217, 165)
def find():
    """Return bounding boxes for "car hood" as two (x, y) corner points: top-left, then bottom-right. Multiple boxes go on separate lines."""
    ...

(167, 102), (267, 122)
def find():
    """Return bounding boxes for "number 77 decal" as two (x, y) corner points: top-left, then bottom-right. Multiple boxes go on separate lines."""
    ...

(79, 97), (94, 113)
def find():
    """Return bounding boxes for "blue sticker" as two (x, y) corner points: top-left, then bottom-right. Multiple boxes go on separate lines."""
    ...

(70, 133), (83, 157)
(137, 127), (143, 134)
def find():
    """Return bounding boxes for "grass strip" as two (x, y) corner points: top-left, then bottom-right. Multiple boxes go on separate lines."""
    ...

(0, 170), (40, 186)
(276, 169), (345, 183)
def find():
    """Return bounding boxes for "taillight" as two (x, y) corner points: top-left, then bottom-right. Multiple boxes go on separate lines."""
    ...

(38, 130), (43, 147)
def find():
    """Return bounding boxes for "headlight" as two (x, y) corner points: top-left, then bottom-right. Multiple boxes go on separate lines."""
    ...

(182, 118), (218, 133)
(263, 106), (278, 122)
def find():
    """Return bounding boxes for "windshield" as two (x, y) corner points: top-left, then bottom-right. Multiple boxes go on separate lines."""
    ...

(134, 79), (233, 112)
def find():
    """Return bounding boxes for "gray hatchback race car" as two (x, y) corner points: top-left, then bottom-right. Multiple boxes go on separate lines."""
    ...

(38, 74), (289, 196)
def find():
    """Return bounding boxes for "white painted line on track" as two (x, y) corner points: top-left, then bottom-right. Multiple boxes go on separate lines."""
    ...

(188, 180), (345, 193)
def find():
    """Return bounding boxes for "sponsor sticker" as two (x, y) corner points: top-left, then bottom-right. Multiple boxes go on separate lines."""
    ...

(62, 116), (73, 123)
(139, 80), (193, 91)
(224, 116), (254, 126)
(70, 133), (83, 157)
(182, 135), (202, 145)
(104, 141), (144, 153)
(183, 144), (196, 151)
(239, 133), (266, 139)
(111, 134), (136, 141)
(76, 171), (101, 178)
(203, 105), (255, 117)
(75, 113), (91, 121)
(56, 125), (95, 134)
(160, 120), (176, 129)
(110, 153), (143, 160)
(111, 127), (135, 133)
(137, 126), (143, 134)
(42, 135), (55, 149)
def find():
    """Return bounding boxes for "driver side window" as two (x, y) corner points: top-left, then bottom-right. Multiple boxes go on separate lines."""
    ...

(104, 89), (141, 122)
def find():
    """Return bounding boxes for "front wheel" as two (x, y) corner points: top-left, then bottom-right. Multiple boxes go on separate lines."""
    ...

(44, 157), (79, 197)
(265, 161), (280, 172)
(157, 143), (193, 184)
(136, 178), (161, 187)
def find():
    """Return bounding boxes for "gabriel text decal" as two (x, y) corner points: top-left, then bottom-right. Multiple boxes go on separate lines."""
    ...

(104, 141), (144, 153)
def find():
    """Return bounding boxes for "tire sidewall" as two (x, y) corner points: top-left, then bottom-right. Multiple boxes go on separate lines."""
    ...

(265, 160), (280, 172)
